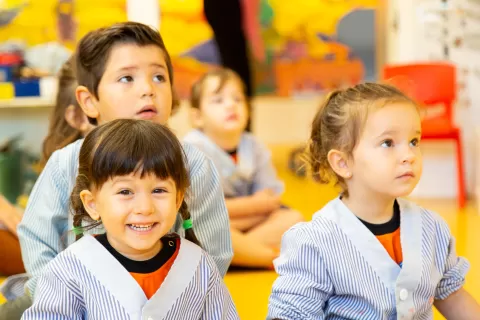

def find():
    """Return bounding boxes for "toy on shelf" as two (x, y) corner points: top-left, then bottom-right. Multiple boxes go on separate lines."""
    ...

(0, 51), (43, 99)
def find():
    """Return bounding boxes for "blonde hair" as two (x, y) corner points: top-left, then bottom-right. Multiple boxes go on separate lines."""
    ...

(304, 82), (416, 195)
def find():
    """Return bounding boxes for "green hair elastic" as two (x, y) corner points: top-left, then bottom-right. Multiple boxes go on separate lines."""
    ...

(183, 219), (193, 230)
(72, 226), (83, 236)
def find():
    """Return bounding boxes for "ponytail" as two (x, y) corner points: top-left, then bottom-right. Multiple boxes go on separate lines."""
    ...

(178, 200), (201, 247)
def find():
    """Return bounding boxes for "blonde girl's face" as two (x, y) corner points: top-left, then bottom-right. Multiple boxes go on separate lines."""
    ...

(347, 102), (423, 199)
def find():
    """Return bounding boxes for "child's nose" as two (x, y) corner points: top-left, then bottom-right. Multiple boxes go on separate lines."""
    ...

(140, 79), (155, 97)
(134, 194), (155, 215)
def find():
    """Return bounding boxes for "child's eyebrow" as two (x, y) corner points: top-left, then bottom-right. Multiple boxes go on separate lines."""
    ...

(116, 64), (167, 72)
(376, 129), (422, 139)
(150, 63), (167, 69)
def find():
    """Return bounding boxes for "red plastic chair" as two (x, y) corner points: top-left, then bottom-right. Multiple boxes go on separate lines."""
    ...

(383, 62), (466, 208)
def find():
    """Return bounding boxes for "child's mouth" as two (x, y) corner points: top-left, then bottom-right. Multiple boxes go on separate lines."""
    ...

(127, 223), (158, 232)
(137, 106), (158, 119)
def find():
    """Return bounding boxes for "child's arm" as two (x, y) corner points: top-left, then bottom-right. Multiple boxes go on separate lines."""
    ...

(226, 189), (280, 218)
(267, 226), (332, 320)
(433, 221), (475, 319)
(0, 194), (22, 235)
(22, 263), (84, 319)
(434, 288), (480, 319)
(183, 144), (233, 277)
(17, 148), (73, 297)
(201, 255), (240, 320)
(251, 138), (285, 196)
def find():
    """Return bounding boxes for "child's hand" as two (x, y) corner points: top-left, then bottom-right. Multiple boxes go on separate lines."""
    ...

(0, 194), (22, 236)
(254, 189), (281, 213)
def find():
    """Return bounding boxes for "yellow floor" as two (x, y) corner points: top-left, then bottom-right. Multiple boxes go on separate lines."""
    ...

(225, 146), (480, 319)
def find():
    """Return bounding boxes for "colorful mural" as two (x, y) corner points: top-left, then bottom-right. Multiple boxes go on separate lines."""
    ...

(160, 0), (379, 97)
(0, 0), (379, 98)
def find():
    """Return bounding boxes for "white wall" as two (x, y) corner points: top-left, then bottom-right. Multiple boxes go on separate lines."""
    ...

(386, 0), (479, 199)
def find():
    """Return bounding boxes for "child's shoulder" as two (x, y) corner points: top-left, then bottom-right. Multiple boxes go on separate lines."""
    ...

(176, 237), (221, 280)
(181, 138), (211, 166)
(182, 129), (206, 145)
(397, 198), (452, 236)
(42, 240), (85, 282)
(240, 132), (263, 148)
(42, 138), (83, 178)
(282, 200), (343, 243)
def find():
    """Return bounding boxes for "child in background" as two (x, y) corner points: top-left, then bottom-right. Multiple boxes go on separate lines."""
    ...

(0, 56), (93, 318)
(22, 119), (239, 320)
(17, 22), (232, 317)
(184, 68), (303, 269)
(39, 55), (95, 168)
(268, 83), (480, 319)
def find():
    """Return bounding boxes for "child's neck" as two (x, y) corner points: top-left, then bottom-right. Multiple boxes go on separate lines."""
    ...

(205, 130), (243, 151)
(341, 190), (395, 225)
(106, 233), (163, 261)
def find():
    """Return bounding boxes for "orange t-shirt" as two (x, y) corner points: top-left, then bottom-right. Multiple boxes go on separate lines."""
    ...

(95, 234), (180, 299)
(375, 227), (403, 265)
(358, 201), (403, 267)
(130, 242), (179, 299)
(226, 149), (238, 164)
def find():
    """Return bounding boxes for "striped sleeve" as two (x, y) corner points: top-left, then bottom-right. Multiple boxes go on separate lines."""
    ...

(18, 147), (73, 297)
(182, 143), (233, 277)
(201, 254), (240, 320)
(434, 220), (470, 300)
(268, 225), (333, 320)
(22, 262), (84, 319)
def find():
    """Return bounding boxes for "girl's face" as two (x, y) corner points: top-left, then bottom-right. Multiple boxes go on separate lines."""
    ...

(80, 172), (183, 260)
(346, 102), (423, 200)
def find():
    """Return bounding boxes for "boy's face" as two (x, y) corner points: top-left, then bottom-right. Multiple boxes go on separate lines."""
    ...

(194, 77), (249, 136)
(78, 43), (173, 126)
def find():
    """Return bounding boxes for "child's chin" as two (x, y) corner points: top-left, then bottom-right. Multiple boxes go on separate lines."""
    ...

(223, 124), (245, 133)
(392, 187), (416, 199)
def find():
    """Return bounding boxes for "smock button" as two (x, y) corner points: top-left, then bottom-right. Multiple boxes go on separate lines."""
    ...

(399, 289), (408, 301)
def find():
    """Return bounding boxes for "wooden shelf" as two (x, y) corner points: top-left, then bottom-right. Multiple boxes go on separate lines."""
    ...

(0, 97), (54, 109)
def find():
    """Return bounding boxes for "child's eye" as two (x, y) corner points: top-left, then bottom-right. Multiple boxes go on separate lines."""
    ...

(234, 96), (244, 103)
(119, 76), (133, 83)
(211, 96), (223, 104)
(118, 189), (132, 195)
(381, 139), (393, 148)
(153, 74), (166, 82)
(410, 138), (420, 147)
(153, 188), (167, 194)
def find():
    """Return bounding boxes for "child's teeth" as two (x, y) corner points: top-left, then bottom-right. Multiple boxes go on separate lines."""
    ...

(130, 224), (153, 231)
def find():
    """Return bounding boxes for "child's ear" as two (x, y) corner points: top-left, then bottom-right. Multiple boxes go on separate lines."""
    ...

(327, 149), (352, 180)
(176, 192), (185, 212)
(76, 86), (99, 120)
(189, 108), (204, 128)
(79, 190), (101, 221)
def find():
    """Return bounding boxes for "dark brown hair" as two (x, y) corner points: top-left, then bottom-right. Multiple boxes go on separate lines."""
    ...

(75, 21), (179, 125)
(40, 56), (84, 169)
(304, 82), (416, 195)
(190, 68), (246, 109)
(71, 119), (199, 246)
